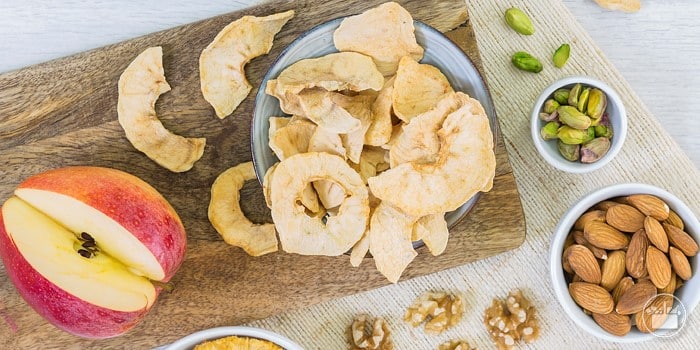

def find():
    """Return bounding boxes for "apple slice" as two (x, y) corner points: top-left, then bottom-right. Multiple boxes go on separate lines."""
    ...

(0, 166), (187, 338)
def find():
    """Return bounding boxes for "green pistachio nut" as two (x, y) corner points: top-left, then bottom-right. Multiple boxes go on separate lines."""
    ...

(584, 126), (596, 143)
(557, 105), (591, 130)
(587, 88), (608, 120)
(512, 51), (543, 73)
(505, 7), (535, 35)
(541, 121), (560, 140)
(553, 43), (571, 68)
(594, 124), (613, 139)
(568, 83), (582, 106)
(544, 99), (560, 114)
(557, 125), (589, 144)
(577, 87), (590, 113)
(558, 140), (580, 162)
(580, 137), (611, 163)
(553, 89), (570, 105)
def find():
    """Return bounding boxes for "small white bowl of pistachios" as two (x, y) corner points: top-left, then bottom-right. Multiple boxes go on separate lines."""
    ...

(530, 76), (627, 173)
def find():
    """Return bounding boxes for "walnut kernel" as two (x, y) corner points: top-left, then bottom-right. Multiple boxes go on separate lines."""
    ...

(404, 291), (464, 334)
(438, 340), (474, 350)
(483, 289), (540, 350)
(347, 314), (393, 350)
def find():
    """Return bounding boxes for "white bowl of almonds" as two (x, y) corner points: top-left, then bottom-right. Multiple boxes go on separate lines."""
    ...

(550, 183), (700, 342)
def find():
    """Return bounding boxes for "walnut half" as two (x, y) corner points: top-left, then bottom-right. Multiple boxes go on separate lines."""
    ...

(438, 340), (474, 350)
(347, 314), (393, 350)
(404, 291), (464, 334)
(483, 289), (540, 350)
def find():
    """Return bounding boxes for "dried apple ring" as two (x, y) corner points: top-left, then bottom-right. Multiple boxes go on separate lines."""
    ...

(270, 152), (369, 256)
(208, 162), (278, 256)
(117, 46), (205, 172)
(368, 93), (496, 217)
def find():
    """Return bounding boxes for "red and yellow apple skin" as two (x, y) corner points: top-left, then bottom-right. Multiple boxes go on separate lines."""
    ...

(0, 213), (151, 338)
(0, 166), (187, 338)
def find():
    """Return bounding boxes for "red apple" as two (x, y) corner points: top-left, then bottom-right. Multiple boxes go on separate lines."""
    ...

(0, 166), (187, 338)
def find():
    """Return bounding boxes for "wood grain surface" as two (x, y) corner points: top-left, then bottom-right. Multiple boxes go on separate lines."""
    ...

(0, 0), (525, 348)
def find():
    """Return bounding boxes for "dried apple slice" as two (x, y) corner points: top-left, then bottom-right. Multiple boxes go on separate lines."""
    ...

(392, 56), (453, 123)
(333, 2), (424, 76)
(368, 93), (496, 217)
(270, 152), (369, 256)
(413, 213), (449, 256)
(208, 162), (278, 256)
(118, 46), (206, 173)
(368, 202), (418, 283)
(200, 10), (294, 118)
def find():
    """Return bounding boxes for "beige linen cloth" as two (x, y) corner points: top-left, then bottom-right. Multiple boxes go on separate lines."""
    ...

(248, 1), (700, 348)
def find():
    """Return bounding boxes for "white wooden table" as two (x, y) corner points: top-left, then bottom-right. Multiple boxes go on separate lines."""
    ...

(0, 0), (697, 168)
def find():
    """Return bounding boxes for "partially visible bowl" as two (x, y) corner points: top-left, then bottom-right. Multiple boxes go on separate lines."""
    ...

(251, 17), (499, 228)
(550, 183), (700, 342)
(531, 76), (627, 173)
(165, 326), (303, 350)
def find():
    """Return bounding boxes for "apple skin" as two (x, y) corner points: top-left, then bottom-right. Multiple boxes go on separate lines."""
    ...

(0, 166), (187, 338)
(0, 213), (152, 339)
(17, 166), (187, 281)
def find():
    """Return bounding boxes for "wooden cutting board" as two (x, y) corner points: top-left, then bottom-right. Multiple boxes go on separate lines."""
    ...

(0, 0), (526, 348)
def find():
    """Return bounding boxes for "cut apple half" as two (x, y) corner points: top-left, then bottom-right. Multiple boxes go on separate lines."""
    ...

(0, 166), (187, 338)
(2, 197), (156, 312)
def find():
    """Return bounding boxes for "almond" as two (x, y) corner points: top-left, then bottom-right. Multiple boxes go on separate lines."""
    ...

(574, 210), (607, 231)
(644, 216), (668, 252)
(626, 229), (649, 279)
(584, 221), (629, 250)
(663, 223), (699, 257)
(646, 246), (672, 289)
(676, 275), (684, 291)
(592, 311), (631, 337)
(562, 244), (574, 274)
(600, 250), (626, 291)
(572, 230), (607, 260)
(568, 282), (614, 314)
(606, 204), (645, 232)
(669, 246), (692, 281)
(594, 200), (619, 211)
(567, 245), (602, 284)
(664, 209), (684, 230)
(611, 277), (634, 304)
(616, 279), (656, 315)
(635, 294), (674, 333)
(659, 271), (677, 294)
(627, 194), (670, 221)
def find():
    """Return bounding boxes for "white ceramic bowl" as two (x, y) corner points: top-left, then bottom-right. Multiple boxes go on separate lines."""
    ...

(251, 17), (499, 228)
(550, 183), (700, 342)
(164, 326), (303, 350)
(531, 76), (627, 173)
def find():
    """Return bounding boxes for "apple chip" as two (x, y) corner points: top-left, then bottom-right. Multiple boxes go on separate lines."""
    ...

(392, 56), (453, 123)
(208, 162), (278, 256)
(336, 94), (374, 163)
(200, 10), (294, 118)
(413, 213), (449, 256)
(262, 162), (278, 209)
(117, 46), (206, 173)
(312, 180), (346, 210)
(266, 52), (384, 96)
(349, 231), (370, 267)
(365, 76), (396, 146)
(270, 152), (369, 256)
(268, 118), (316, 160)
(368, 202), (418, 283)
(308, 127), (346, 158)
(333, 2), (424, 76)
(390, 92), (470, 167)
(294, 89), (362, 134)
(368, 94), (496, 217)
